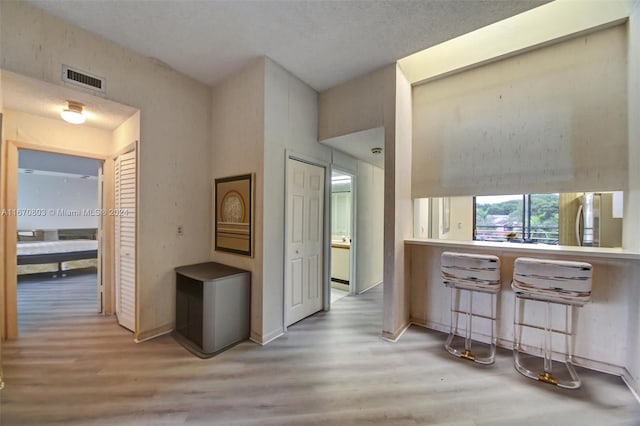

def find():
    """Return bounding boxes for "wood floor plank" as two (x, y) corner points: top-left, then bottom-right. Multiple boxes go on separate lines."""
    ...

(1, 274), (638, 425)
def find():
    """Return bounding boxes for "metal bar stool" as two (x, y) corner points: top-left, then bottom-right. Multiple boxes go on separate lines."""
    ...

(512, 257), (592, 389)
(441, 251), (501, 365)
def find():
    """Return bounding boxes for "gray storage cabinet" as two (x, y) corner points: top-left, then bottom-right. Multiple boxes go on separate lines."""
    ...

(174, 262), (250, 358)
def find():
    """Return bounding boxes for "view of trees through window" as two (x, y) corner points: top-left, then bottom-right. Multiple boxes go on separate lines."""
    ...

(474, 193), (559, 244)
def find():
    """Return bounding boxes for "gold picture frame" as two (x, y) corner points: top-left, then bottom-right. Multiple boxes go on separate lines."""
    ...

(214, 174), (253, 256)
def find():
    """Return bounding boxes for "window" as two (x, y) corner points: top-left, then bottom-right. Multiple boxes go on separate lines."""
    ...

(474, 193), (559, 244)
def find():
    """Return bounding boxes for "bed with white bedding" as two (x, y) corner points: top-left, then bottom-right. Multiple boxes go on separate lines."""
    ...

(17, 229), (98, 275)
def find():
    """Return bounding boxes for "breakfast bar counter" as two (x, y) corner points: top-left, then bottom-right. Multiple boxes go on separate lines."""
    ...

(405, 238), (640, 394)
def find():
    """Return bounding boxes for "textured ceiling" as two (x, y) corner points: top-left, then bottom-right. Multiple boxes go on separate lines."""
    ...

(26, 0), (549, 91)
(322, 128), (385, 169)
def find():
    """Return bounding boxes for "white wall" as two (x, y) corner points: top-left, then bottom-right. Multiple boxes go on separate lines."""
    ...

(412, 25), (628, 198)
(2, 2), (212, 339)
(356, 160), (384, 293)
(263, 57), (332, 341)
(17, 173), (98, 229)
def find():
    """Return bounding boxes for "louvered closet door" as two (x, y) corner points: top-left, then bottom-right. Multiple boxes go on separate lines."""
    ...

(115, 150), (137, 332)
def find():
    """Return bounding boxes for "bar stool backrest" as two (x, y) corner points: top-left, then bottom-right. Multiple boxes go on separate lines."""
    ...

(441, 251), (501, 293)
(512, 257), (592, 305)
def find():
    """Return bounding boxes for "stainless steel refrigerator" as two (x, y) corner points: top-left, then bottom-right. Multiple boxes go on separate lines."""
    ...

(575, 192), (622, 247)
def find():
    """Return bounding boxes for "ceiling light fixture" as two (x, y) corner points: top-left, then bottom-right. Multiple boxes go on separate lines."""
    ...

(60, 100), (86, 124)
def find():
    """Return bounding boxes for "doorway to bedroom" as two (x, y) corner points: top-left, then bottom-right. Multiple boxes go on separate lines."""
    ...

(16, 150), (104, 333)
(1, 70), (141, 340)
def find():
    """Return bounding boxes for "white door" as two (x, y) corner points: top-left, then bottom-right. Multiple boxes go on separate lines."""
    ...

(115, 150), (137, 332)
(285, 158), (325, 326)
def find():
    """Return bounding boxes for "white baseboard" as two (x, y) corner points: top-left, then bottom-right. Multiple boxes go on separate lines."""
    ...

(381, 322), (411, 342)
(134, 324), (173, 343)
(358, 281), (382, 295)
(250, 328), (284, 346)
(622, 369), (640, 404)
(409, 319), (630, 379)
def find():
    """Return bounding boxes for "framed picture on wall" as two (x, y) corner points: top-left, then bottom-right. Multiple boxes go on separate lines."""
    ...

(214, 174), (254, 256)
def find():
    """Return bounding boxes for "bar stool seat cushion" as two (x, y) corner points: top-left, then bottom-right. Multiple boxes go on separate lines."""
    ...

(441, 252), (501, 293)
(512, 257), (592, 304)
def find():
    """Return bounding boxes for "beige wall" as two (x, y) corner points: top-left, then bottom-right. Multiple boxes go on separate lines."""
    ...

(113, 111), (140, 154)
(263, 58), (333, 340)
(355, 160), (384, 293)
(1, 2), (212, 339)
(431, 196), (473, 241)
(3, 109), (112, 156)
(318, 66), (388, 141)
(210, 59), (265, 340)
(412, 25), (628, 198)
(383, 66), (413, 339)
(318, 64), (412, 340)
(210, 57), (331, 343)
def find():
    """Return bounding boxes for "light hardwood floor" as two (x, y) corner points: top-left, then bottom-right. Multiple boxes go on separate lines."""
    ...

(1, 273), (639, 425)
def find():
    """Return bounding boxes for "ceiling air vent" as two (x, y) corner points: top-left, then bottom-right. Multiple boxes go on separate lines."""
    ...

(62, 65), (106, 93)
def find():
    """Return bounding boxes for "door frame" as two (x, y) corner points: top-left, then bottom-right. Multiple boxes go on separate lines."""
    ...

(112, 142), (139, 334)
(330, 165), (357, 295)
(283, 150), (330, 331)
(97, 163), (105, 313)
(1, 140), (110, 339)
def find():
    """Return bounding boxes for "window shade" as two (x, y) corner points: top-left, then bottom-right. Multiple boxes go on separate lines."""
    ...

(412, 24), (628, 198)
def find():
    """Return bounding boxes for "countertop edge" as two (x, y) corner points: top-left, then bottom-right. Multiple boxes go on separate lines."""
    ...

(405, 239), (640, 260)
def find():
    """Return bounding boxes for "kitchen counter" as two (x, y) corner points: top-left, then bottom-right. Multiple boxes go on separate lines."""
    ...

(331, 242), (350, 283)
(331, 241), (351, 249)
(405, 238), (640, 260)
